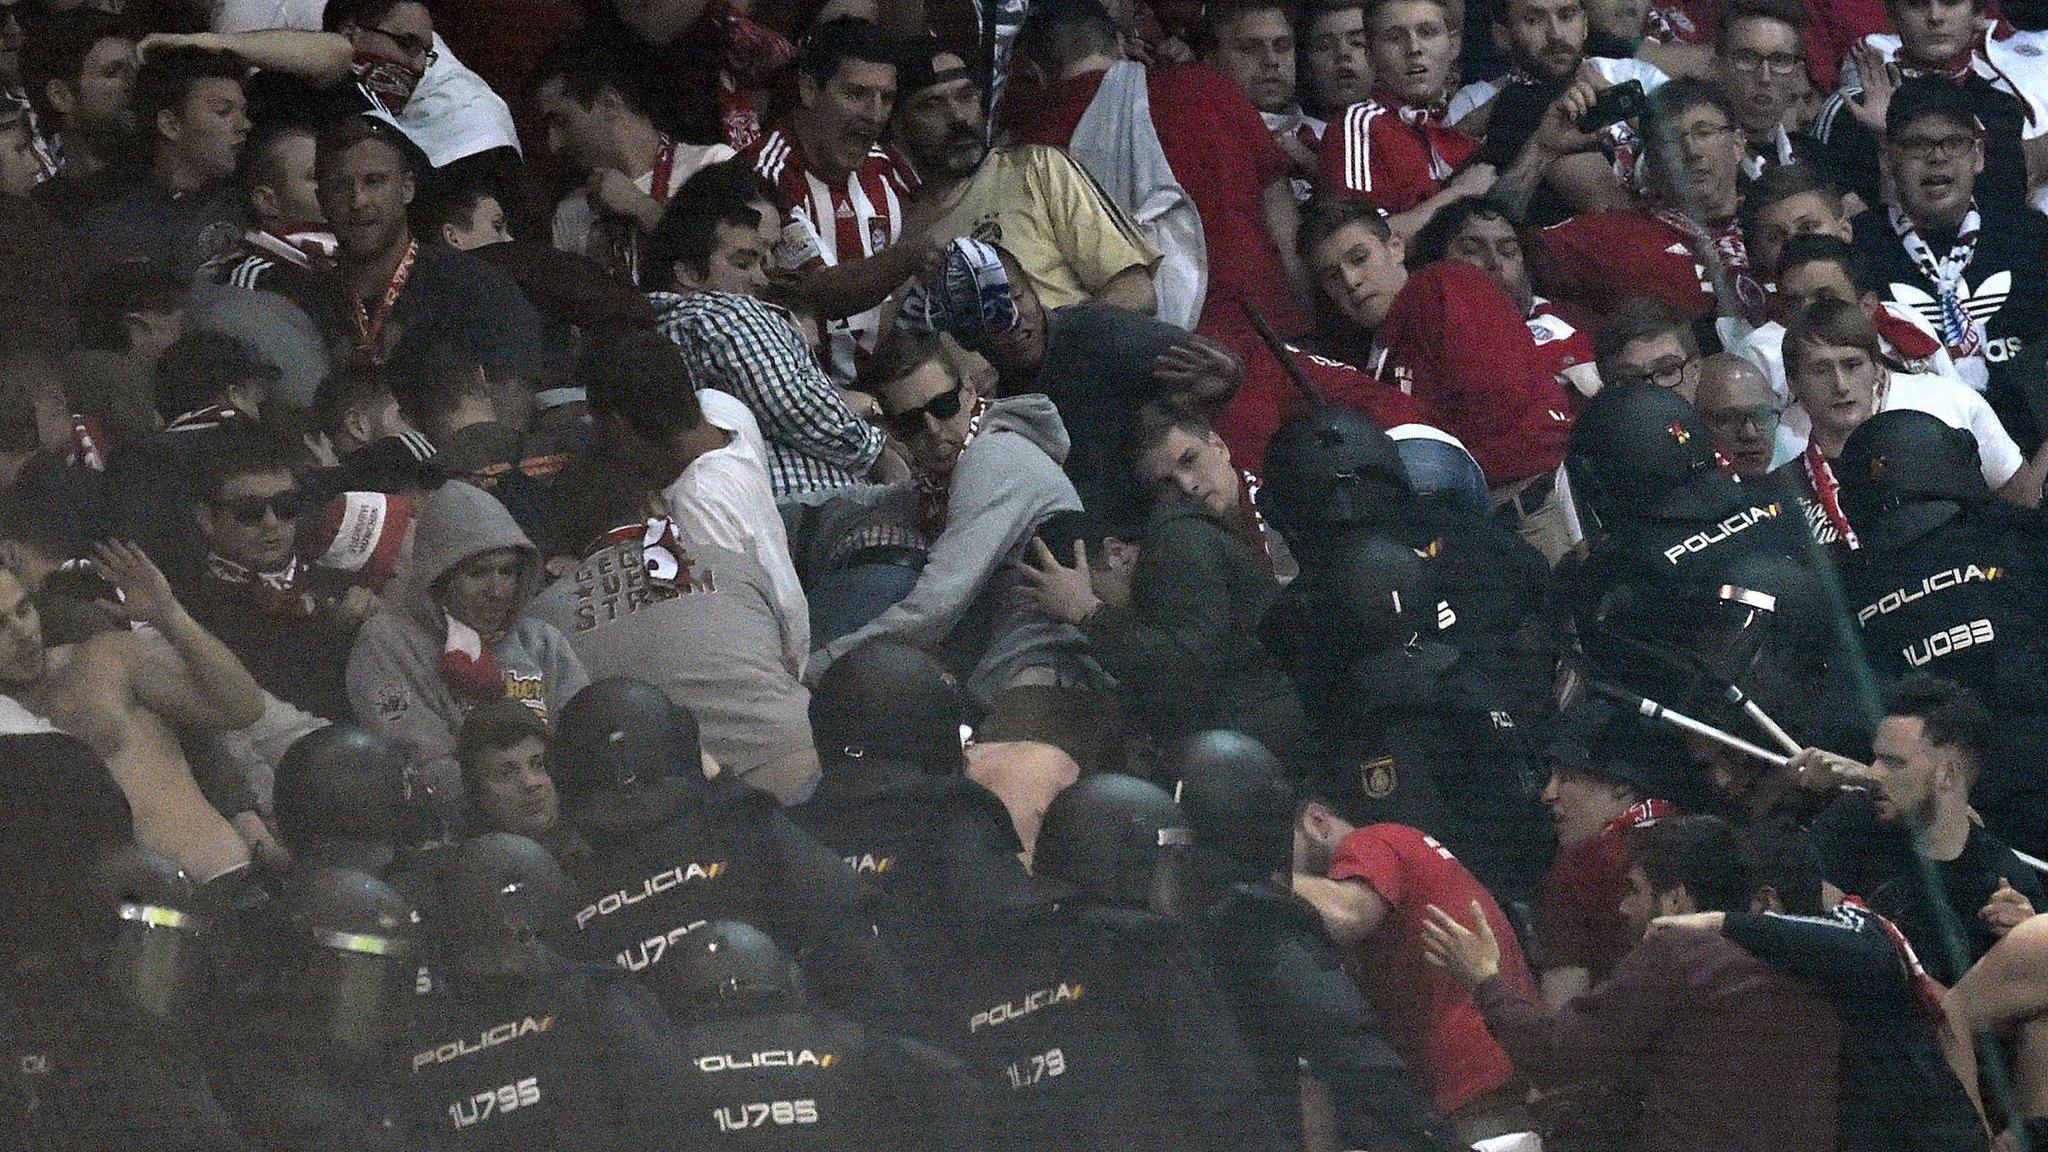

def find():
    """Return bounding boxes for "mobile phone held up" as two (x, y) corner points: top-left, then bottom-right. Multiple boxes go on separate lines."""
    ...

(1576, 79), (1647, 134)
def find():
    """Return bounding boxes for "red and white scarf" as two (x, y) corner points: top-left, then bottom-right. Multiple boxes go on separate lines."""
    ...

(1651, 204), (1768, 322)
(1379, 92), (1462, 182)
(439, 614), (506, 707)
(1841, 894), (1949, 1026)
(206, 553), (317, 617)
(713, 0), (794, 150)
(1802, 441), (1860, 550)
(1889, 202), (1986, 361)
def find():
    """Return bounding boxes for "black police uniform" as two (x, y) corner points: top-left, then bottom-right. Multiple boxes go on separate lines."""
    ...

(567, 777), (907, 1021)
(402, 961), (684, 1151)
(1194, 881), (1460, 1152)
(4, 962), (251, 1152)
(1267, 537), (1553, 901)
(671, 1006), (986, 1151)
(1838, 411), (2048, 852)
(939, 883), (1292, 1152)
(212, 999), (426, 1152)
(787, 764), (1028, 989)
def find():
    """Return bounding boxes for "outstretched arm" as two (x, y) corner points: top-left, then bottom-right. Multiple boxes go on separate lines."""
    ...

(97, 541), (265, 732)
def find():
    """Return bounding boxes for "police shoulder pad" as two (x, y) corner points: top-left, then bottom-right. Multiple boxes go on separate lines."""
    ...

(1082, 904), (1183, 944)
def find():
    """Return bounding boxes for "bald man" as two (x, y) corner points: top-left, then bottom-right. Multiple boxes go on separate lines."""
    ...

(1693, 355), (1783, 479)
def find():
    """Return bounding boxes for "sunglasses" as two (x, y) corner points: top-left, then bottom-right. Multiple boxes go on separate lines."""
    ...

(882, 381), (965, 437)
(215, 489), (307, 526)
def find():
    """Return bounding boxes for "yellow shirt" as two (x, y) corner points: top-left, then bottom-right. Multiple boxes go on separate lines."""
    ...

(925, 144), (1160, 310)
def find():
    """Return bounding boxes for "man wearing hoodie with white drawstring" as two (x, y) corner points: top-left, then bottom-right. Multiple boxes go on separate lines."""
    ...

(807, 331), (1093, 712)
(346, 479), (589, 822)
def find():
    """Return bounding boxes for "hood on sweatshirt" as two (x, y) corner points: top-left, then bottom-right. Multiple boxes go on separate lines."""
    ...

(398, 480), (540, 629)
(978, 393), (1072, 467)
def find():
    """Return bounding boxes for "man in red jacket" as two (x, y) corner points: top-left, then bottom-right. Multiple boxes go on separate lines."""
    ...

(1299, 192), (1577, 561)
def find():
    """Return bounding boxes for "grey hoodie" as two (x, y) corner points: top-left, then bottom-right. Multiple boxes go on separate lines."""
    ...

(346, 480), (589, 815)
(812, 394), (1092, 708)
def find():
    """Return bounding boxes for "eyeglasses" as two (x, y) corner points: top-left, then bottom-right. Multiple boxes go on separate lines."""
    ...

(1616, 355), (1696, 390)
(1675, 121), (1739, 148)
(1893, 134), (1977, 161)
(214, 489), (307, 525)
(1700, 403), (1785, 433)
(1724, 50), (1803, 76)
(881, 381), (965, 436)
(370, 25), (438, 66)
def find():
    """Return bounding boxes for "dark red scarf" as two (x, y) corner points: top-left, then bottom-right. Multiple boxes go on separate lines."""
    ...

(911, 397), (993, 541)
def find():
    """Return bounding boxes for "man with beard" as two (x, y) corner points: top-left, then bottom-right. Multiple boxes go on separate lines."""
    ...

(1534, 79), (1770, 324)
(1792, 678), (2046, 984)
(301, 116), (550, 383)
(893, 39), (1159, 316)
(1848, 83), (2048, 452)
(1449, 0), (1668, 222)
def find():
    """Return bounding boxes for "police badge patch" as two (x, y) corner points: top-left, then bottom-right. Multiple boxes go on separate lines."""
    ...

(1361, 756), (1397, 799)
(375, 683), (409, 720)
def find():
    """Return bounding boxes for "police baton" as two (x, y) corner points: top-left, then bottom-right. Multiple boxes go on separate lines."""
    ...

(1584, 621), (1807, 757)
(1585, 681), (1791, 770)
(1241, 302), (1327, 405)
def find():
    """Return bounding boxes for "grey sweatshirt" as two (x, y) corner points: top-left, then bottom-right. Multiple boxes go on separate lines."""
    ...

(346, 480), (589, 815)
(812, 394), (1090, 708)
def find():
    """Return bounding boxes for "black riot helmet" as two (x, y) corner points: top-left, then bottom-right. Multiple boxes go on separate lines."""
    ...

(286, 867), (417, 1057)
(1566, 383), (1743, 533)
(1033, 774), (1194, 915)
(650, 919), (803, 1019)
(441, 832), (574, 980)
(553, 678), (703, 833)
(1309, 533), (1440, 650)
(275, 725), (437, 864)
(1169, 731), (1296, 880)
(810, 640), (966, 773)
(1838, 409), (1992, 552)
(1257, 407), (1412, 554)
(95, 844), (209, 1021)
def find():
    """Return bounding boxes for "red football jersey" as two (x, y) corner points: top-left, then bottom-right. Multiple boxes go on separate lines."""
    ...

(1528, 297), (1598, 408)
(1331, 823), (1537, 1117)
(1318, 96), (1480, 215)
(1218, 339), (1436, 474)
(1533, 209), (1720, 323)
(1372, 260), (1575, 484)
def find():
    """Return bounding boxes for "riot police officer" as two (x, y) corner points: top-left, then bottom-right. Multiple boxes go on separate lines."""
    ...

(0, 732), (247, 1152)
(1838, 409), (2048, 852)
(1564, 383), (1819, 625)
(1259, 407), (1553, 714)
(403, 833), (685, 1151)
(1268, 534), (1553, 900)
(1170, 731), (1462, 1152)
(275, 724), (453, 992)
(655, 919), (988, 1150)
(789, 642), (1028, 996)
(209, 867), (424, 1151)
(940, 773), (1290, 1152)
(552, 678), (908, 1025)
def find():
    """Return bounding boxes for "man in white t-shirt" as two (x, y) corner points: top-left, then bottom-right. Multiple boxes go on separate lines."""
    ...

(582, 330), (810, 676)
